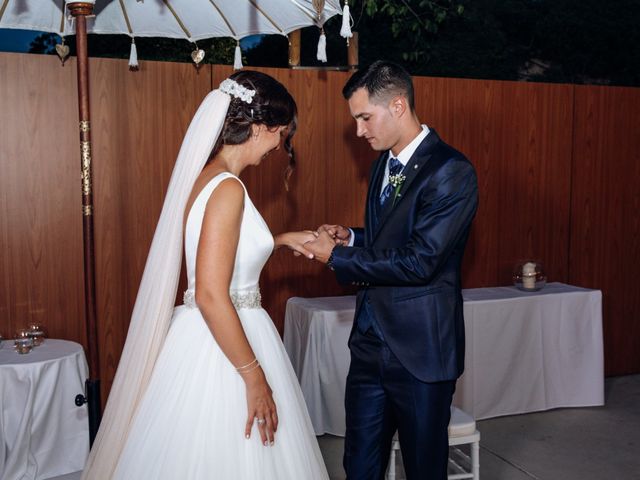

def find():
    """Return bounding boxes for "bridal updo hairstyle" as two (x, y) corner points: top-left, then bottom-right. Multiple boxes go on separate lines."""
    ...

(212, 70), (298, 184)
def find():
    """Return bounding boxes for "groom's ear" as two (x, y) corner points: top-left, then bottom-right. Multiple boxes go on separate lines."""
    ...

(390, 96), (407, 118)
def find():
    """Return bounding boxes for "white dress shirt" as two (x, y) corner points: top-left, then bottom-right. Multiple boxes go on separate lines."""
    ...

(380, 124), (430, 191)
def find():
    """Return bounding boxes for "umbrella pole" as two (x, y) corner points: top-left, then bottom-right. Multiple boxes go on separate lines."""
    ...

(68, 2), (102, 446)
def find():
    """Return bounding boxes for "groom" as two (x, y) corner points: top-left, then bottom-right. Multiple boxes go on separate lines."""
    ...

(306, 61), (478, 479)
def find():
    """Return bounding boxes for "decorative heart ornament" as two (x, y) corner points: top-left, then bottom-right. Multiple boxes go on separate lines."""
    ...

(55, 43), (70, 63)
(191, 48), (205, 65)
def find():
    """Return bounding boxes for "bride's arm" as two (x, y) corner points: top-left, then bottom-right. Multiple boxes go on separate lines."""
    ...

(194, 177), (277, 446)
(273, 231), (317, 258)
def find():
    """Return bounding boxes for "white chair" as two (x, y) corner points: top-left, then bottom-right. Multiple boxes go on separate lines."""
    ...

(386, 406), (480, 480)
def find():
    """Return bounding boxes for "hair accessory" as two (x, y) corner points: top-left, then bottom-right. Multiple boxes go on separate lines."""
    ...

(219, 78), (256, 104)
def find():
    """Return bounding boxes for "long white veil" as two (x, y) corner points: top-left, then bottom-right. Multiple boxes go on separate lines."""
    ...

(82, 90), (231, 479)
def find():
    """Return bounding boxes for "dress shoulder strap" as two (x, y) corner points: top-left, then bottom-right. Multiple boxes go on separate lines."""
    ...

(186, 172), (246, 226)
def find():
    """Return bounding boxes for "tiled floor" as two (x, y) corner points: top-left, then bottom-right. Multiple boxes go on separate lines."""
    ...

(317, 375), (640, 480)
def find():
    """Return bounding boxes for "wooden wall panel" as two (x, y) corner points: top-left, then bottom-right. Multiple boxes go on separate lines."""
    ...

(2, 52), (639, 403)
(90, 58), (211, 398)
(220, 70), (575, 332)
(570, 86), (640, 375)
(416, 78), (504, 287)
(0, 53), (86, 347)
(415, 78), (574, 287)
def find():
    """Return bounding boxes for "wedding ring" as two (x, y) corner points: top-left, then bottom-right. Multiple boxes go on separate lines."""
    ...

(256, 418), (266, 425)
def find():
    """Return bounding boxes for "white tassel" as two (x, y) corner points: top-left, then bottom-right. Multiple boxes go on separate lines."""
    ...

(317, 31), (327, 63)
(234, 43), (243, 70)
(340, 1), (352, 39)
(129, 39), (139, 71)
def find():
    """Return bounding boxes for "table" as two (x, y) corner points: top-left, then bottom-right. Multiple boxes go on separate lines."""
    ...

(0, 339), (90, 480)
(283, 283), (604, 436)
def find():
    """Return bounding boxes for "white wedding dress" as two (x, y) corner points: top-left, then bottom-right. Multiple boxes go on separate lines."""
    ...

(112, 172), (329, 479)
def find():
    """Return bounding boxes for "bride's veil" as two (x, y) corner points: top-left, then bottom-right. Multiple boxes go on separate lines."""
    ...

(82, 89), (231, 479)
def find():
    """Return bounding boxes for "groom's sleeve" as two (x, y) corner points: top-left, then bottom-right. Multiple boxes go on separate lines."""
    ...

(349, 228), (364, 247)
(331, 160), (478, 286)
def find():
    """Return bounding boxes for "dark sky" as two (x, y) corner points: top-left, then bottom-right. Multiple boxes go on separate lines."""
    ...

(0, 29), (40, 52)
(0, 28), (264, 54)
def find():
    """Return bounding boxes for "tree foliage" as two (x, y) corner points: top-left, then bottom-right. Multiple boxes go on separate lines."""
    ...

(358, 0), (464, 63)
(343, 0), (639, 86)
(529, 0), (640, 85)
(27, 0), (640, 86)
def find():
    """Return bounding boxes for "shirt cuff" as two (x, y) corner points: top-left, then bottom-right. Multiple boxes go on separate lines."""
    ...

(346, 228), (355, 247)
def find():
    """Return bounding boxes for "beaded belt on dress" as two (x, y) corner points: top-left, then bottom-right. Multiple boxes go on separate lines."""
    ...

(183, 288), (262, 310)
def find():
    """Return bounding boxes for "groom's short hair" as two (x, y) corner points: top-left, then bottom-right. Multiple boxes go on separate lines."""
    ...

(342, 60), (415, 111)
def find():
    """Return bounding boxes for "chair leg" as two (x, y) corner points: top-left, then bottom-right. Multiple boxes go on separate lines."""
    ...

(472, 440), (480, 480)
(386, 447), (396, 480)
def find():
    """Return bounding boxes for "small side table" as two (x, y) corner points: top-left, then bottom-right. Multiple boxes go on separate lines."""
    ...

(0, 339), (89, 480)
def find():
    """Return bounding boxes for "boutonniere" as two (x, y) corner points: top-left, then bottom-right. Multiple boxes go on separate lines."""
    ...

(388, 172), (406, 204)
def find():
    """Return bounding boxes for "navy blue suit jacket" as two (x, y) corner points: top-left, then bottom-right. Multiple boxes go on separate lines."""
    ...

(331, 130), (478, 383)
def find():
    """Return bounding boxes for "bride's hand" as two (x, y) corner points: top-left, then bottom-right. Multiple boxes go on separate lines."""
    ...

(241, 367), (278, 446)
(274, 231), (318, 259)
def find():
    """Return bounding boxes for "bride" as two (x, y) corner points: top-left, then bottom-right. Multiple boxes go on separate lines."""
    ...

(82, 71), (329, 479)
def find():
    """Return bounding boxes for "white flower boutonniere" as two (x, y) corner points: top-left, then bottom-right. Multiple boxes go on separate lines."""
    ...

(388, 172), (406, 205)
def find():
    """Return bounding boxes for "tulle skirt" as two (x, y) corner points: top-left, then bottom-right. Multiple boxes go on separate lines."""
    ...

(112, 305), (329, 479)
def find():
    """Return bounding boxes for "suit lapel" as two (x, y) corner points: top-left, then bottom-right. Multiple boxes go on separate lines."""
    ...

(373, 131), (441, 240)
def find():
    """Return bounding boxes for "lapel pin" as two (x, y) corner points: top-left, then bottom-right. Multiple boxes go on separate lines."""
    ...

(414, 164), (418, 169)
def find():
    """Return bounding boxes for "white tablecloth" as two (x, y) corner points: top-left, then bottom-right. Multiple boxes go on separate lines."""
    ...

(283, 283), (604, 436)
(0, 339), (90, 480)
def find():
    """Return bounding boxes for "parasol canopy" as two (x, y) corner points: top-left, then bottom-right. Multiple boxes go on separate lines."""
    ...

(0, 0), (343, 41)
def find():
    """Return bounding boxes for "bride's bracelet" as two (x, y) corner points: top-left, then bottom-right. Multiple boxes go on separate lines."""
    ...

(237, 361), (261, 374)
(236, 357), (258, 372)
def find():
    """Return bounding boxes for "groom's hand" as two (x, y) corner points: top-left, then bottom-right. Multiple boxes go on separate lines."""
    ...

(317, 224), (351, 246)
(305, 230), (336, 264)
